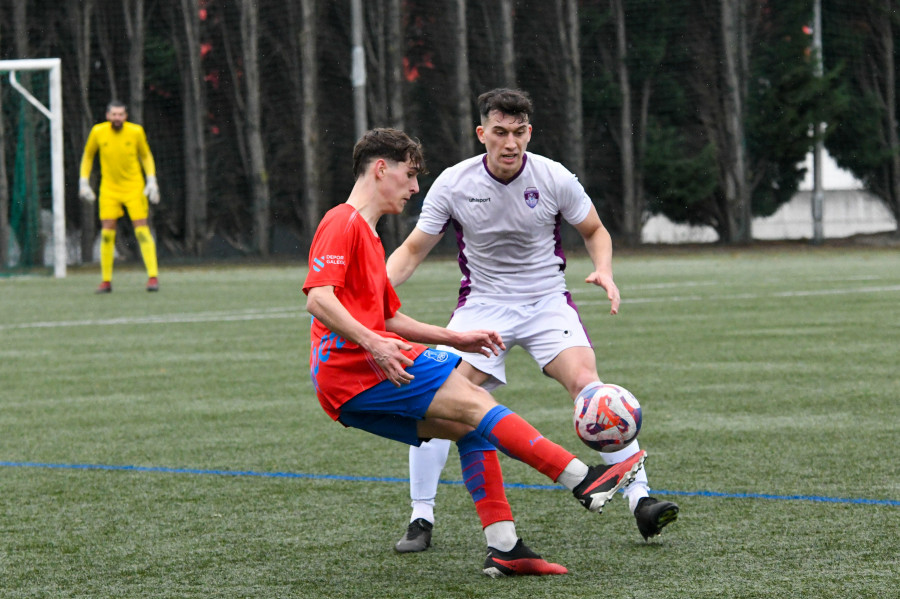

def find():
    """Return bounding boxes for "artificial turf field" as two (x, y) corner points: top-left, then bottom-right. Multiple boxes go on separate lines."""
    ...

(1, 246), (898, 598)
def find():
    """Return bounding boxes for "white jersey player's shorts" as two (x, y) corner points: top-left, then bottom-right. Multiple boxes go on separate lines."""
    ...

(436, 291), (591, 391)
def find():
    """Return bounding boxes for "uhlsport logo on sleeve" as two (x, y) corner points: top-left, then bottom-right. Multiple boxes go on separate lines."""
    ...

(524, 187), (540, 208)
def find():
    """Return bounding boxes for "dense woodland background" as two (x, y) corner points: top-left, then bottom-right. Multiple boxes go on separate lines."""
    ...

(1, 0), (899, 267)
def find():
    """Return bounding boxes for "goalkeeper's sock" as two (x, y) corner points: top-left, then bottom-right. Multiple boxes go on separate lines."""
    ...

(100, 229), (116, 282)
(134, 225), (159, 278)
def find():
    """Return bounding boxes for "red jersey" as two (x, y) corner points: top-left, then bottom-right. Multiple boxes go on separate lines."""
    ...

(303, 204), (426, 419)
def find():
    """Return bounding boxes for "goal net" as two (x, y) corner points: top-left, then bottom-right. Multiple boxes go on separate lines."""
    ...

(0, 58), (65, 278)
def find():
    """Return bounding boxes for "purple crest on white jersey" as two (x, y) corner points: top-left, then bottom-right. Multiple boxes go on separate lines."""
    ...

(524, 187), (540, 208)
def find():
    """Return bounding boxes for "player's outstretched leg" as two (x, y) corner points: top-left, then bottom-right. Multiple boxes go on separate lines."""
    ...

(572, 451), (647, 513)
(468, 405), (646, 516)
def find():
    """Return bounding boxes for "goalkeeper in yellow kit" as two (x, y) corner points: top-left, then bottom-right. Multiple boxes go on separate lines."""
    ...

(79, 100), (161, 293)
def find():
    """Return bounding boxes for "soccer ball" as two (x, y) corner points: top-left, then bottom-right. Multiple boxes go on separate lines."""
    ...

(573, 383), (642, 453)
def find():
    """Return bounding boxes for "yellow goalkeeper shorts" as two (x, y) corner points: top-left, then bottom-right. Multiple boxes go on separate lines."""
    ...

(99, 189), (149, 221)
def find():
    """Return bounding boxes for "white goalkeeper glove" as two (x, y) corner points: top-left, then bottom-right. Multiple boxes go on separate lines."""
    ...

(78, 178), (96, 202)
(144, 176), (160, 205)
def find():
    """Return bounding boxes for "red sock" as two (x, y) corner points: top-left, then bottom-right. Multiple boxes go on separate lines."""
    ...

(459, 448), (514, 528)
(485, 410), (576, 482)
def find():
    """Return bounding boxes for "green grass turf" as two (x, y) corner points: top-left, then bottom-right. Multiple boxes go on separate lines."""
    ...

(1, 247), (898, 598)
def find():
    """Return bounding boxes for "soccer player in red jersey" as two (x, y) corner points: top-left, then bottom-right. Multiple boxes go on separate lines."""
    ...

(303, 128), (645, 577)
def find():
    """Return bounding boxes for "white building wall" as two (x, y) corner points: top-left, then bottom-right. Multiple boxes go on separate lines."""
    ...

(641, 152), (897, 243)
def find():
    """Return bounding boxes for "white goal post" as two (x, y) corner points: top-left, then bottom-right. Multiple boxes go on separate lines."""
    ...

(0, 58), (65, 277)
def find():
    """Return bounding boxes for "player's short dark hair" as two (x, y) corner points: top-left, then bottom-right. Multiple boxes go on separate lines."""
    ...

(478, 88), (533, 124)
(107, 100), (127, 112)
(352, 128), (427, 179)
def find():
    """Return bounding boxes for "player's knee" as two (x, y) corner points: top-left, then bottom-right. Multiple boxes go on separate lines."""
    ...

(569, 371), (601, 400)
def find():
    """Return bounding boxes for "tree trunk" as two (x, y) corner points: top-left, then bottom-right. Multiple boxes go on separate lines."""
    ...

(365, 0), (388, 126)
(351, 0), (367, 140)
(612, 0), (637, 246)
(379, 0), (406, 250)
(240, 0), (270, 256)
(69, 0), (97, 263)
(0, 66), (7, 268)
(387, 0), (404, 130)
(455, 0), (473, 160)
(558, 0), (585, 182)
(300, 0), (323, 248)
(177, 0), (208, 255)
(720, 0), (751, 242)
(123, 0), (146, 125)
(879, 0), (900, 228)
(500, 0), (516, 87)
(95, 10), (119, 102)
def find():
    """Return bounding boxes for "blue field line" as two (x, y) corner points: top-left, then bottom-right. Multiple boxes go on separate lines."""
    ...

(2, 460), (897, 507)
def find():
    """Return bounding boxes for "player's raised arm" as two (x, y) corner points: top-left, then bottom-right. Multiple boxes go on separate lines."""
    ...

(386, 227), (443, 286)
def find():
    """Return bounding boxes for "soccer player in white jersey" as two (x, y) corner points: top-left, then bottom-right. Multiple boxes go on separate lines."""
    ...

(386, 88), (678, 553)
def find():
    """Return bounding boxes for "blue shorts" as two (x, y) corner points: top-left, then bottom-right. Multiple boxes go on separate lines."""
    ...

(337, 349), (461, 446)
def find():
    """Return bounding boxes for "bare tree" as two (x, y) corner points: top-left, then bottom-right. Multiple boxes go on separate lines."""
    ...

(94, 9), (119, 101)
(173, 0), (209, 254)
(381, 0), (407, 250)
(387, 0), (405, 130)
(69, 0), (98, 261)
(281, 0), (323, 248)
(0, 37), (7, 268)
(364, 0), (388, 125)
(300, 0), (323, 247)
(455, 0), (473, 160)
(608, 0), (649, 246)
(351, 0), (367, 139)
(720, 0), (751, 241)
(500, 0), (516, 87)
(123, 0), (146, 125)
(873, 0), (900, 226)
(238, 0), (271, 255)
(556, 0), (585, 182)
(610, 0), (637, 244)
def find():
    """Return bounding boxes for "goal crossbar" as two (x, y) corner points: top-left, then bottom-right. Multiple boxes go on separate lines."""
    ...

(0, 58), (65, 277)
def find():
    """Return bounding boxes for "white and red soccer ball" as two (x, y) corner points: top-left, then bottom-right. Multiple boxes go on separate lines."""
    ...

(573, 383), (642, 453)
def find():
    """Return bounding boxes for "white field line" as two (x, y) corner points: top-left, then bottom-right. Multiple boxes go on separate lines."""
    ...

(3, 283), (899, 331)
(0, 307), (304, 331)
(576, 283), (900, 307)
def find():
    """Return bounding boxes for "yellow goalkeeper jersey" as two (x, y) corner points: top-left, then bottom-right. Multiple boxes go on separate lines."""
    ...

(79, 121), (156, 197)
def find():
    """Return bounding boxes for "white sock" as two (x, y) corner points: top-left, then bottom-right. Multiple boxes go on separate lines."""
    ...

(599, 440), (649, 513)
(410, 501), (435, 523)
(484, 521), (518, 551)
(556, 458), (590, 490)
(408, 438), (452, 524)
